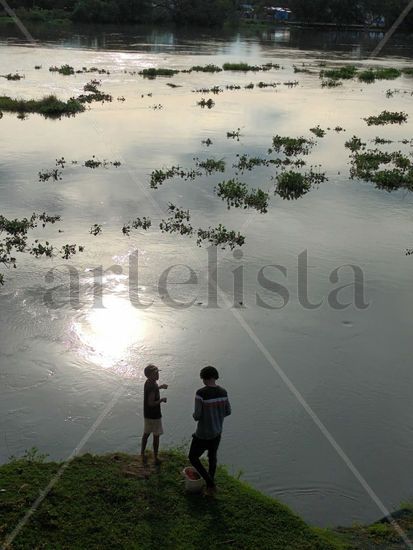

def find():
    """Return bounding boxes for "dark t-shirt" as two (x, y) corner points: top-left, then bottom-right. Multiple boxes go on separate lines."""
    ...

(144, 380), (161, 419)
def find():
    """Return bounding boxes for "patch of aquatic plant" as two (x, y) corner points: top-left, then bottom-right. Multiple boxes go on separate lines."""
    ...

(149, 166), (201, 189)
(263, 63), (281, 70)
(345, 136), (366, 152)
(117, 96), (125, 102)
(234, 155), (270, 172)
(122, 217), (152, 236)
(139, 68), (179, 78)
(80, 66), (110, 75)
(38, 168), (63, 182)
(1, 73), (24, 80)
(197, 225), (245, 249)
(190, 64), (222, 73)
(78, 80), (112, 103)
(160, 205), (193, 236)
(227, 128), (242, 140)
(34, 65), (41, 70)
(334, 126), (345, 132)
(197, 98), (215, 109)
(194, 158), (225, 175)
(283, 81), (299, 87)
(358, 67), (401, 83)
(349, 148), (413, 190)
(402, 68), (413, 76)
(320, 65), (357, 80)
(90, 224), (102, 236)
(0, 94), (85, 118)
(222, 62), (262, 72)
(201, 138), (213, 146)
(321, 79), (343, 88)
(150, 104), (163, 110)
(61, 244), (84, 260)
(0, 212), (82, 284)
(272, 135), (315, 156)
(215, 179), (269, 213)
(373, 137), (393, 145)
(193, 86), (222, 94)
(364, 111), (408, 126)
(166, 83), (182, 88)
(293, 65), (312, 74)
(309, 125), (326, 138)
(49, 64), (75, 76)
(257, 81), (278, 88)
(244, 82), (254, 89)
(83, 156), (121, 169)
(274, 171), (312, 200)
(226, 85), (241, 90)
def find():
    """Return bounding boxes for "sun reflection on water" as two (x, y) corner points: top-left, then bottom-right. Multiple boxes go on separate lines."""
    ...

(71, 294), (145, 372)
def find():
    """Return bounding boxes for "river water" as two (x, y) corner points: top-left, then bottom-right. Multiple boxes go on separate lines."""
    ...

(0, 23), (413, 527)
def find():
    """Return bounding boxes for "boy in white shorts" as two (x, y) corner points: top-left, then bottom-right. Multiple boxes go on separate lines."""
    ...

(141, 364), (168, 465)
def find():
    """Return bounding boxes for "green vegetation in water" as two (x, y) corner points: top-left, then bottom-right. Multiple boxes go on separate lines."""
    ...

(149, 167), (201, 189)
(358, 67), (401, 83)
(201, 138), (213, 147)
(34, 65), (42, 70)
(0, 213), (82, 285)
(402, 68), (413, 76)
(226, 84), (241, 90)
(190, 64), (222, 73)
(345, 136), (366, 152)
(197, 98), (215, 109)
(89, 224), (102, 236)
(38, 168), (63, 182)
(166, 83), (181, 88)
(294, 65), (313, 74)
(0, 94), (85, 118)
(310, 125), (326, 138)
(1, 73), (24, 81)
(222, 62), (262, 72)
(364, 111), (408, 126)
(257, 81), (278, 88)
(320, 65), (357, 80)
(0, 450), (340, 549)
(122, 217), (152, 236)
(227, 128), (242, 140)
(78, 80), (113, 103)
(194, 158), (225, 175)
(275, 169), (327, 200)
(197, 225), (245, 249)
(321, 79), (343, 88)
(215, 179), (269, 213)
(83, 157), (121, 169)
(49, 64), (75, 76)
(139, 68), (179, 78)
(373, 137), (393, 145)
(272, 135), (315, 156)
(349, 148), (413, 191)
(193, 86), (222, 94)
(234, 154), (271, 172)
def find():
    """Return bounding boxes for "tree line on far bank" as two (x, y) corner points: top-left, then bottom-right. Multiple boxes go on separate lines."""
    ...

(3, 0), (413, 29)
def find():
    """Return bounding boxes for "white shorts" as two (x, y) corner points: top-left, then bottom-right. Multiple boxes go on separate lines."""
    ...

(144, 418), (163, 436)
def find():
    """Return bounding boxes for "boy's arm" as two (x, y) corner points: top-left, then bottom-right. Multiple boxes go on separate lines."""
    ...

(224, 397), (232, 417)
(192, 394), (203, 421)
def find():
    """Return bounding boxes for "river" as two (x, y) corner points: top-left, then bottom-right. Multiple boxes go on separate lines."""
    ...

(0, 23), (413, 528)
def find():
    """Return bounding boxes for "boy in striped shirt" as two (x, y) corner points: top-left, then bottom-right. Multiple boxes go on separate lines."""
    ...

(189, 366), (231, 494)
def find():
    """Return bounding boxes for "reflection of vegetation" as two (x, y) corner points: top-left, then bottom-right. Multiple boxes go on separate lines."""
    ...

(216, 179), (269, 213)
(0, 95), (85, 118)
(364, 111), (408, 126)
(0, 212), (82, 285)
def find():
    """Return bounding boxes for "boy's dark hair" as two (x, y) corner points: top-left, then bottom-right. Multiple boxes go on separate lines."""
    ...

(200, 366), (219, 380)
(144, 364), (158, 378)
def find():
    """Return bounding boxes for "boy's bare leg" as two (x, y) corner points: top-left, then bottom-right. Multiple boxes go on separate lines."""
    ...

(153, 434), (161, 463)
(141, 433), (150, 462)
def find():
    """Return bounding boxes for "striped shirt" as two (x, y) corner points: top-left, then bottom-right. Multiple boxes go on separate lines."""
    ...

(193, 385), (231, 440)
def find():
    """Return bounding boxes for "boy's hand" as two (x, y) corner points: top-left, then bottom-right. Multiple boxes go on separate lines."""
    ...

(159, 384), (169, 390)
(161, 397), (167, 403)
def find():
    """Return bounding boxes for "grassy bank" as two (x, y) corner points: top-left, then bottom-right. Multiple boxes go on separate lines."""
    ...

(0, 450), (341, 549)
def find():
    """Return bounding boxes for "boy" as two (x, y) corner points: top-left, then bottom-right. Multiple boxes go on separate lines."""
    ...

(141, 364), (168, 465)
(188, 366), (231, 494)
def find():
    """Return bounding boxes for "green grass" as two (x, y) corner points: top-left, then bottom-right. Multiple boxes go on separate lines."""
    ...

(363, 111), (408, 126)
(190, 64), (222, 73)
(0, 450), (340, 549)
(358, 67), (401, 83)
(0, 94), (85, 118)
(222, 62), (262, 71)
